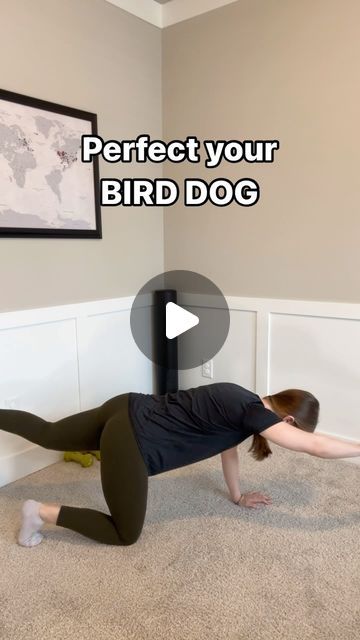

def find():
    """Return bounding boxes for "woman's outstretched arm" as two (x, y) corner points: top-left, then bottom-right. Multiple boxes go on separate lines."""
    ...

(261, 422), (360, 459)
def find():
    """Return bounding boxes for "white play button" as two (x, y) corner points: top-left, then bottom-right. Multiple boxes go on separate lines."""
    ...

(130, 270), (230, 369)
(166, 302), (199, 339)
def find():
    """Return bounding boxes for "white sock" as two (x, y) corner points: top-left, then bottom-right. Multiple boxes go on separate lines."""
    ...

(18, 499), (45, 547)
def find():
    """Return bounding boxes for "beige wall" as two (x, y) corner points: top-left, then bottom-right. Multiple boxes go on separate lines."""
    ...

(163, 0), (360, 302)
(2, 0), (360, 312)
(0, 0), (163, 312)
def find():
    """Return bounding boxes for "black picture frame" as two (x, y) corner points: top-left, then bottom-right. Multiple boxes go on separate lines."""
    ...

(0, 88), (101, 238)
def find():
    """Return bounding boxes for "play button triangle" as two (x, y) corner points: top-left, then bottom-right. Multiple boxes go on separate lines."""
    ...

(166, 302), (199, 339)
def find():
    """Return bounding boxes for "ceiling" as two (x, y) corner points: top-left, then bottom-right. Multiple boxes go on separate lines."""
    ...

(105, 0), (239, 28)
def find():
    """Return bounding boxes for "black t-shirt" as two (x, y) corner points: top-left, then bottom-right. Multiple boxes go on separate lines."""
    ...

(128, 382), (282, 476)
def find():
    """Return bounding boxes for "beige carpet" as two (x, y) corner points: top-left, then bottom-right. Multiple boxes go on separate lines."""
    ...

(0, 441), (359, 640)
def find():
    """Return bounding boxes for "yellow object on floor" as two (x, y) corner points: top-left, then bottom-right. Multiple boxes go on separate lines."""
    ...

(63, 451), (101, 467)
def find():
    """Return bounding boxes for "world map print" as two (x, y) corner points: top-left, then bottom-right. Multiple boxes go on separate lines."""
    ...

(0, 97), (96, 230)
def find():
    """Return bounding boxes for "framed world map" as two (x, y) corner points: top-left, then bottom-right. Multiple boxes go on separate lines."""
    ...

(0, 88), (101, 238)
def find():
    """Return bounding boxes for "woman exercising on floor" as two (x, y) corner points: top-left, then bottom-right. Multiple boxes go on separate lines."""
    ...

(1, 382), (359, 548)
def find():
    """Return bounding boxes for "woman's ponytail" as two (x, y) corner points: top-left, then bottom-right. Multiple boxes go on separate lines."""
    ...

(248, 434), (273, 461)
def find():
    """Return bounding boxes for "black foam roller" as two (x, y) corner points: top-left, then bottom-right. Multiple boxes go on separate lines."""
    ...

(153, 289), (179, 395)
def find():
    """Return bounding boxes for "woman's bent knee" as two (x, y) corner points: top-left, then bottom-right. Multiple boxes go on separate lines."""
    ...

(119, 528), (142, 546)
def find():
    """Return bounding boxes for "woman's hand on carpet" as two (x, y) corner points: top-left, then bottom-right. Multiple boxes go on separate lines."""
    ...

(235, 491), (272, 508)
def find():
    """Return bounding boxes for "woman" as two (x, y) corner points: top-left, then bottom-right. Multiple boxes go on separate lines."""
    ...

(1, 382), (359, 548)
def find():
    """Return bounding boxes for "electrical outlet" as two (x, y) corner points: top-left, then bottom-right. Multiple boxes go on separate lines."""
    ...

(202, 359), (213, 379)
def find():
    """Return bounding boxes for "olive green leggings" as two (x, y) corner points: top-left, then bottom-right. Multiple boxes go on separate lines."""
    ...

(0, 393), (148, 545)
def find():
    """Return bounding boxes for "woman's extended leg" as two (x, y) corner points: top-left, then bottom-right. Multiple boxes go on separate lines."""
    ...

(0, 393), (129, 451)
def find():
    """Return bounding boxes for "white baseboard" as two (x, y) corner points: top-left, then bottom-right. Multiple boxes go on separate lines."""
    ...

(0, 446), (62, 488)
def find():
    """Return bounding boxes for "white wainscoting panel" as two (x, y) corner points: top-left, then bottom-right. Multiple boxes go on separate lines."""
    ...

(0, 319), (79, 454)
(179, 309), (257, 391)
(269, 313), (360, 441)
(1, 294), (360, 488)
(77, 309), (153, 409)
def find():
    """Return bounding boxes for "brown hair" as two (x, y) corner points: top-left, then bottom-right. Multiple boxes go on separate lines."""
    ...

(248, 389), (320, 461)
